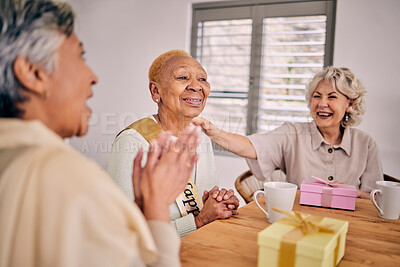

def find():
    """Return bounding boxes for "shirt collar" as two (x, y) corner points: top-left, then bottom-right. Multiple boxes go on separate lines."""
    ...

(310, 121), (351, 157)
(310, 121), (326, 150)
(337, 126), (351, 156)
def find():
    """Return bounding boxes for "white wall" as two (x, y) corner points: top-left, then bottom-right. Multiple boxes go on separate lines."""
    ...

(66, 0), (400, 207)
(67, 0), (193, 165)
(333, 0), (400, 177)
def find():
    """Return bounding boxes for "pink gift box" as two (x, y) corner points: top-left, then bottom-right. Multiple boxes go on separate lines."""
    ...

(299, 177), (358, 211)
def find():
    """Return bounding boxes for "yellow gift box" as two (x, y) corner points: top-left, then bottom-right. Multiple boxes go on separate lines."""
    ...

(257, 209), (348, 267)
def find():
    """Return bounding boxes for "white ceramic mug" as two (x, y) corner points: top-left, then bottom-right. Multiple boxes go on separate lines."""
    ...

(253, 182), (297, 223)
(370, 181), (400, 220)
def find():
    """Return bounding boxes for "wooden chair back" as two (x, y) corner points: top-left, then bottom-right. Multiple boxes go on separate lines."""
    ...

(384, 173), (400, 183)
(235, 170), (263, 203)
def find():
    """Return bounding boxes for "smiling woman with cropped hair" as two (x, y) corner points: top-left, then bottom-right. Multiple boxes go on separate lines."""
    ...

(105, 50), (240, 237)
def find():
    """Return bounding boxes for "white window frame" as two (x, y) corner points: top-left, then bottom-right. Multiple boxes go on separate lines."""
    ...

(191, 0), (336, 143)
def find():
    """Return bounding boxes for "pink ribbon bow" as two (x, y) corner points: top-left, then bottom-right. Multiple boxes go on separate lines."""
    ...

(310, 176), (355, 189)
(311, 176), (340, 187)
(310, 176), (348, 207)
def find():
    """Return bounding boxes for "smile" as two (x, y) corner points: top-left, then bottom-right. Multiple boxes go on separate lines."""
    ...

(317, 112), (333, 118)
(182, 97), (202, 106)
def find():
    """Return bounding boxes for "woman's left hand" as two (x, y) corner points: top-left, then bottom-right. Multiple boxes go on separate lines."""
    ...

(357, 190), (370, 199)
(333, 181), (369, 199)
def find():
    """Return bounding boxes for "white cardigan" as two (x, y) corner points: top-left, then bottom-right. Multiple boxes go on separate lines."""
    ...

(105, 116), (218, 237)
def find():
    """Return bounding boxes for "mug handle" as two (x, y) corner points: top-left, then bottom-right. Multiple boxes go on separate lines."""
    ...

(370, 189), (383, 216)
(253, 190), (269, 219)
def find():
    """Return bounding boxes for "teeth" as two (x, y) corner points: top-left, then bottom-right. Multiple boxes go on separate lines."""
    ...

(318, 112), (331, 116)
(184, 98), (201, 102)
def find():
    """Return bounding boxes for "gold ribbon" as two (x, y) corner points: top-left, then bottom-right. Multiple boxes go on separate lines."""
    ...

(118, 117), (204, 217)
(272, 207), (340, 267)
(116, 118), (162, 140)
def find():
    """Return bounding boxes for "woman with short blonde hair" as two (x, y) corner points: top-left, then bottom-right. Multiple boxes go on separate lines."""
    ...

(306, 67), (366, 127)
(193, 66), (383, 199)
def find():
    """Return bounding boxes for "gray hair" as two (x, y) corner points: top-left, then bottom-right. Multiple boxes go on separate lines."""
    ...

(305, 67), (366, 127)
(0, 0), (75, 117)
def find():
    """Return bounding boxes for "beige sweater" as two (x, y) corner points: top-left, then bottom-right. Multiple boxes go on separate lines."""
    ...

(0, 119), (180, 267)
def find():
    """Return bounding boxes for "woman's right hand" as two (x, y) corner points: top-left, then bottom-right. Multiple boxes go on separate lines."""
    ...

(192, 116), (257, 159)
(191, 117), (219, 138)
(132, 126), (200, 223)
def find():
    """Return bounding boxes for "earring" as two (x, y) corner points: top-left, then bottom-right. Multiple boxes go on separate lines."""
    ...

(344, 112), (349, 122)
(155, 98), (159, 103)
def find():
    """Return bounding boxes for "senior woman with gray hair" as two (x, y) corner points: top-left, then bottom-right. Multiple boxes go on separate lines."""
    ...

(0, 0), (199, 266)
(193, 67), (383, 199)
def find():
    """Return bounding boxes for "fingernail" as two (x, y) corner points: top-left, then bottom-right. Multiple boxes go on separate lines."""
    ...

(217, 196), (222, 201)
(224, 195), (229, 200)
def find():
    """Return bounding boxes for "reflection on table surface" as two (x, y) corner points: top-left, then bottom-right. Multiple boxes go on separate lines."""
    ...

(180, 191), (400, 267)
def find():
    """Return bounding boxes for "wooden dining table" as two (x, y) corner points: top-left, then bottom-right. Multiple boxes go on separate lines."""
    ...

(180, 192), (400, 266)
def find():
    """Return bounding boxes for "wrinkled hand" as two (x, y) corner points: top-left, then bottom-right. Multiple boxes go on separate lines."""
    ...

(132, 126), (200, 222)
(357, 190), (370, 199)
(195, 195), (238, 228)
(203, 186), (239, 210)
(132, 131), (173, 211)
(192, 117), (219, 138)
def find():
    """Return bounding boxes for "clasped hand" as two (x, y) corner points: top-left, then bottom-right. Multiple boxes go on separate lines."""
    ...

(195, 186), (240, 228)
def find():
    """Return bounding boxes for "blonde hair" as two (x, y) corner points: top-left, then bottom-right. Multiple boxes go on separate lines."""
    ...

(148, 50), (192, 82)
(306, 67), (366, 127)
